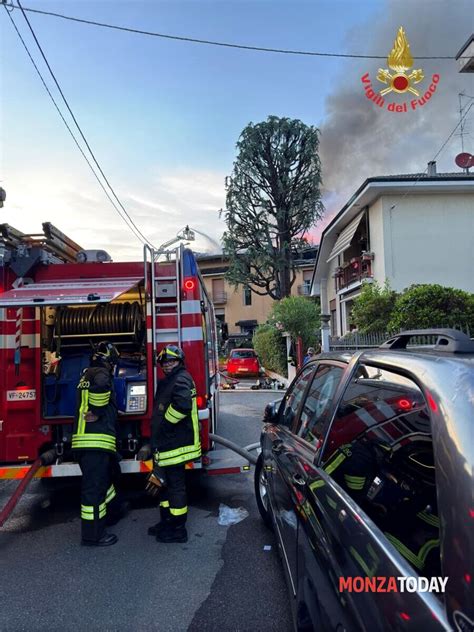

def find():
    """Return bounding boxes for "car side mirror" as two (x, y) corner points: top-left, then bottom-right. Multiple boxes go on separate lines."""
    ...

(263, 399), (283, 424)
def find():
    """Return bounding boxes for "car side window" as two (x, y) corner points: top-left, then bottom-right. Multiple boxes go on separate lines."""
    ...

(321, 364), (441, 579)
(281, 365), (314, 428)
(297, 365), (344, 447)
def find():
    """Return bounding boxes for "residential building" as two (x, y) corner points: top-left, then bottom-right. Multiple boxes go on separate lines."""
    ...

(311, 166), (474, 340)
(456, 34), (474, 72)
(197, 247), (317, 339)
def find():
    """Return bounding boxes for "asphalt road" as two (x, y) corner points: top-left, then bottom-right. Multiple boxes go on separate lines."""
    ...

(0, 390), (292, 632)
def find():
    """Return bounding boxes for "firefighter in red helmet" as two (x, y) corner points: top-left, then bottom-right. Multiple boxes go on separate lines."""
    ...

(146, 345), (201, 543)
(72, 341), (122, 546)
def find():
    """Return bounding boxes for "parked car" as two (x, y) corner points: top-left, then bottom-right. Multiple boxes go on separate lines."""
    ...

(226, 348), (261, 378)
(255, 329), (474, 631)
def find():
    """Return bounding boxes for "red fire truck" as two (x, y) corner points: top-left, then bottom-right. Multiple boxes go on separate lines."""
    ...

(0, 222), (250, 486)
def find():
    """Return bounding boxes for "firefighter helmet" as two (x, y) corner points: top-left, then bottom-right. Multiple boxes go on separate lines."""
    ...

(158, 345), (185, 365)
(91, 341), (120, 367)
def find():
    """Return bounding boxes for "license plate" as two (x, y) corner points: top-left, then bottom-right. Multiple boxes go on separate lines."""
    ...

(238, 368), (249, 372)
(6, 389), (36, 401)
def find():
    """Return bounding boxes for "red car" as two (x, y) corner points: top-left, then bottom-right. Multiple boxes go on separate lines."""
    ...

(226, 348), (260, 378)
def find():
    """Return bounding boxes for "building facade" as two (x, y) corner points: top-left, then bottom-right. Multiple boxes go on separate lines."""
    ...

(311, 168), (474, 338)
(197, 248), (317, 339)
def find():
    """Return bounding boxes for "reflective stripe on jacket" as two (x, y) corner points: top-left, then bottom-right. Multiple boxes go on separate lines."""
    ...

(151, 365), (201, 466)
(72, 366), (117, 453)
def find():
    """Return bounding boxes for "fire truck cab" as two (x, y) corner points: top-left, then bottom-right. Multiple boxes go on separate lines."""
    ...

(0, 222), (248, 480)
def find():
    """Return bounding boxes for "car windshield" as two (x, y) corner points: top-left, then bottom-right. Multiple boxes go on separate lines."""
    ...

(230, 350), (256, 359)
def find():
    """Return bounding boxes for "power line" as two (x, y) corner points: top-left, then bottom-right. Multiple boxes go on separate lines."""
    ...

(6, 2), (467, 60)
(389, 100), (474, 213)
(5, 0), (156, 250)
(3, 8), (152, 250)
(15, 0), (156, 249)
(432, 101), (473, 161)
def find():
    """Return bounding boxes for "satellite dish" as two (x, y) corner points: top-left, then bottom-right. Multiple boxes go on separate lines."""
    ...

(455, 152), (474, 169)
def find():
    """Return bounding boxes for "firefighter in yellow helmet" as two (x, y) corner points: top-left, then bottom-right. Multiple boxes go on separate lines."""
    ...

(72, 341), (121, 546)
(146, 345), (201, 543)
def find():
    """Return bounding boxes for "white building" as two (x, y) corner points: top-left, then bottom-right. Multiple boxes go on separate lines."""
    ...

(311, 166), (474, 339)
(456, 34), (474, 73)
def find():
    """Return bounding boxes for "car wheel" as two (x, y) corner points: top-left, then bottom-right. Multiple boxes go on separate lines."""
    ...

(254, 455), (273, 530)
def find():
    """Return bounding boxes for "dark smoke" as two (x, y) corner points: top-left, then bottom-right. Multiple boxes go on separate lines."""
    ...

(318, 0), (474, 227)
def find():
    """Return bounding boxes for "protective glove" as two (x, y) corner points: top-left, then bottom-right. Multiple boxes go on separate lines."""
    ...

(145, 453), (166, 497)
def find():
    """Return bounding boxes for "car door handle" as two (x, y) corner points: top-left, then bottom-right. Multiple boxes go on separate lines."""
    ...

(272, 440), (284, 454)
(291, 474), (306, 487)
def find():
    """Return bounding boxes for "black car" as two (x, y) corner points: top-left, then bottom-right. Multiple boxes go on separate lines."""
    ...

(255, 329), (474, 632)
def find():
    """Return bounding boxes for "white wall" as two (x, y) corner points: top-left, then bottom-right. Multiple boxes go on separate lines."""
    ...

(381, 193), (474, 293)
(368, 198), (386, 284)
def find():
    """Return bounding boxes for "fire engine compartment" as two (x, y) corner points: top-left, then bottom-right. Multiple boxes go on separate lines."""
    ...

(40, 282), (149, 455)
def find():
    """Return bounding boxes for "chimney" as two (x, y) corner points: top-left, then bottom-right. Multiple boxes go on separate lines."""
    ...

(427, 160), (437, 176)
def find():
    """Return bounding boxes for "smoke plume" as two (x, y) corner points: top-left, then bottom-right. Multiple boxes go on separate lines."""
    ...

(318, 0), (474, 227)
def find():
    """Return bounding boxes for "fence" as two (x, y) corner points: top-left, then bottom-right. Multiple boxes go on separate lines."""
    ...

(329, 324), (472, 351)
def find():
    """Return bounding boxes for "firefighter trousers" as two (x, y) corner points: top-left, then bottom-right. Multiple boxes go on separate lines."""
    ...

(159, 464), (187, 527)
(77, 451), (119, 542)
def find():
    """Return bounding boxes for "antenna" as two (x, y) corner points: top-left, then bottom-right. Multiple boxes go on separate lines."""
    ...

(457, 92), (474, 153)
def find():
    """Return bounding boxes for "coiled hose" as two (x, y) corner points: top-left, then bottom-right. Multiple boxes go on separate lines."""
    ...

(56, 301), (144, 343)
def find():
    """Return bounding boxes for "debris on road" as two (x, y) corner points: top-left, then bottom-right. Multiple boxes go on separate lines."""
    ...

(218, 503), (249, 526)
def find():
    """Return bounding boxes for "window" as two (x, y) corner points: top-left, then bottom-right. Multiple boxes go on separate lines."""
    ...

(243, 287), (252, 306)
(322, 366), (429, 462)
(321, 364), (440, 578)
(230, 350), (256, 359)
(281, 365), (314, 428)
(297, 365), (344, 447)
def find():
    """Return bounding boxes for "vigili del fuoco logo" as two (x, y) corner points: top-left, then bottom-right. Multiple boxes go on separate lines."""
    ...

(361, 27), (440, 113)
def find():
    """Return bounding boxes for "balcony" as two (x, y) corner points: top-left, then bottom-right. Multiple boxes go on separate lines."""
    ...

(212, 291), (227, 304)
(334, 255), (373, 292)
(297, 283), (311, 296)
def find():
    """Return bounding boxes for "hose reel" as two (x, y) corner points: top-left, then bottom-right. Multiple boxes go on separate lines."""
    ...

(55, 301), (145, 345)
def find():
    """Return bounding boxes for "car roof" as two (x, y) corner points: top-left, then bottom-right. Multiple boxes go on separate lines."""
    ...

(316, 347), (474, 366)
(231, 348), (255, 353)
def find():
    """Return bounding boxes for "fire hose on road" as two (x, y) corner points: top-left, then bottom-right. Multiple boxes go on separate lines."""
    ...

(0, 437), (259, 528)
(209, 433), (259, 466)
(0, 448), (57, 528)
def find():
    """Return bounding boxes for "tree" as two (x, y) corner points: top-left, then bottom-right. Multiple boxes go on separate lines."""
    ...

(222, 116), (324, 299)
(269, 295), (320, 351)
(388, 284), (474, 331)
(253, 324), (288, 376)
(351, 281), (398, 333)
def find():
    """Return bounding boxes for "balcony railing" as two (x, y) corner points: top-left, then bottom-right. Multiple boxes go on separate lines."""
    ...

(334, 255), (373, 291)
(297, 284), (311, 296)
(212, 291), (227, 304)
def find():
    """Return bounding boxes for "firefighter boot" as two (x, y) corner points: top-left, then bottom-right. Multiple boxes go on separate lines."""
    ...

(82, 532), (118, 547)
(155, 514), (187, 543)
(148, 505), (171, 536)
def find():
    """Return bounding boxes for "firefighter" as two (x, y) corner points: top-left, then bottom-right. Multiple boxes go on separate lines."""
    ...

(147, 345), (201, 544)
(72, 341), (121, 547)
(324, 437), (440, 576)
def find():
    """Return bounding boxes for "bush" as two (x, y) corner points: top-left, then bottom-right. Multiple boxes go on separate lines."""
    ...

(351, 281), (398, 333)
(268, 295), (320, 350)
(388, 284), (474, 331)
(253, 324), (287, 377)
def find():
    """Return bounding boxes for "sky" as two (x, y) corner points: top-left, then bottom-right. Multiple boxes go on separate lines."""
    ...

(1, 0), (473, 260)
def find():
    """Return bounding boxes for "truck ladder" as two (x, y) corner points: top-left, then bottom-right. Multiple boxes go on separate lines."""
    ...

(0, 222), (83, 264)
